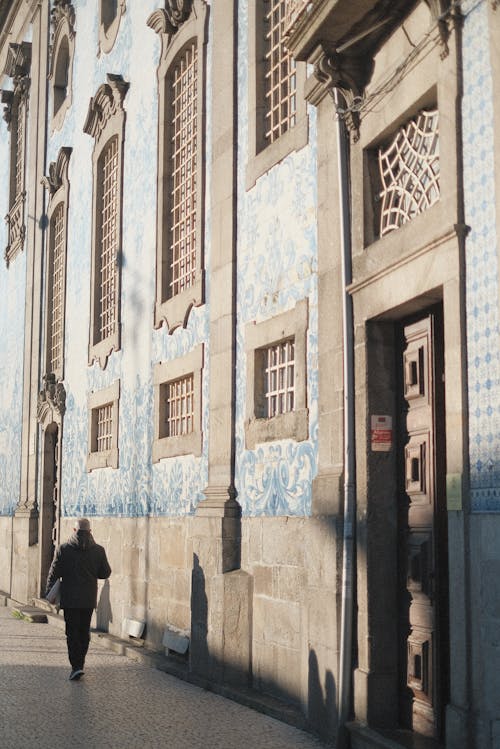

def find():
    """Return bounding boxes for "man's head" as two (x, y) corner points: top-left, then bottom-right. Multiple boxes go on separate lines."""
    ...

(74, 518), (91, 532)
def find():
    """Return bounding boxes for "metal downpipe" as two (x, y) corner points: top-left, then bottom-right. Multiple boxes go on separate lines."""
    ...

(333, 87), (356, 749)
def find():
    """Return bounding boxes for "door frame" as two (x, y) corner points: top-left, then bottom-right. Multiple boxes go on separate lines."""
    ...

(352, 295), (454, 740)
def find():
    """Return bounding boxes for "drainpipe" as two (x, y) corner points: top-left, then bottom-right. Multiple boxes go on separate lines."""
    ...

(333, 87), (356, 749)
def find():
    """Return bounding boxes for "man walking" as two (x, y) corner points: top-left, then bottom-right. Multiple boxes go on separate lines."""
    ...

(45, 518), (111, 681)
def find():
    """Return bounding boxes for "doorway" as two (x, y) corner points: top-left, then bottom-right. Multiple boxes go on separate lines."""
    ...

(39, 423), (60, 594)
(397, 306), (449, 740)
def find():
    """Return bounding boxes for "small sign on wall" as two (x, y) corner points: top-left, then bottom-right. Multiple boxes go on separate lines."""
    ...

(371, 415), (393, 452)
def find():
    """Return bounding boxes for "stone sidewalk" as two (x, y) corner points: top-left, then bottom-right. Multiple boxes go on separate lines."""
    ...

(0, 605), (330, 749)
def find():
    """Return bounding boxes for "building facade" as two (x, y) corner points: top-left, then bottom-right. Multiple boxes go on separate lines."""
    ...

(0, 1), (499, 747)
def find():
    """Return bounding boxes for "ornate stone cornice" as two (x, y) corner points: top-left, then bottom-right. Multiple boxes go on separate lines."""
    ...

(50, 0), (76, 45)
(147, 0), (194, 40)
(37, 374), (66, 426)
(307, 43), (373, 140)
(165, 0), (193, 31)
(83, 73), (129, 141)
(41, 147), (72, 197)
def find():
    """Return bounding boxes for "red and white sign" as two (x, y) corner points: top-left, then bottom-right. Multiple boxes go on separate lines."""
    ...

(371, 415), (393, 452)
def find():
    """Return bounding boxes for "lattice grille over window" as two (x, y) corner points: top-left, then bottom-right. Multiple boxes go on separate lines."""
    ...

(264, 339), (295, 417)
(96, 403), (113, 452)
(162, 374), (194, 438)
(49, 203), (65, 374)
(378, 109), (440, 238)
(169, 42), (198, 296)
(264, 0), (297, 143)
(98, 137), (118, 342)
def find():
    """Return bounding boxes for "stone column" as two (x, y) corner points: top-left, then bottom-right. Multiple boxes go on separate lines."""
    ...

(190, 0), (251, 686)
(11, 1), (49, 604)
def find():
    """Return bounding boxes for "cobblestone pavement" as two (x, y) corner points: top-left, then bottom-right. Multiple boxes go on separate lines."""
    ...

(0, 606), (329, 749)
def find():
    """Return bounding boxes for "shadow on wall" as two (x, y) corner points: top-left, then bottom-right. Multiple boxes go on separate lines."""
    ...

(96, 579), (112, 632)
(189, 550), (338, 744)
(308, 649), (337, 742)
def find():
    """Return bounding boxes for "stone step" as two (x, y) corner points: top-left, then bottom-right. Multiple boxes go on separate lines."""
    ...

(11, 606), (48, 624)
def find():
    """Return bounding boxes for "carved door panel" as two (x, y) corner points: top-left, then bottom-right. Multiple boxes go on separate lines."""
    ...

(399, 311), (448, 739)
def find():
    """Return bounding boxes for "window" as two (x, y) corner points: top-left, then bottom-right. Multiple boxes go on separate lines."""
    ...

(148, 1), (208, 332)
(153, 344), (203, 461)
(1, 42), (31, 266)
(263, 0), (297, 144)
(49, 205), (65, 372)
(161, 374), (195, 437)
(87, 380), (120, 470)
(245, 299), (308, 448)
(261, 339), (295, 417)
(169, 42), (198, 297)
(42, 147), (71, 380)
(372, 108), (440, 240)
(84, 74), (128, 368)
(97, 137), (119, 343)
(99, 0), (126, 55)
(48, 1), (75, 132)
(247, 0), (307, 188)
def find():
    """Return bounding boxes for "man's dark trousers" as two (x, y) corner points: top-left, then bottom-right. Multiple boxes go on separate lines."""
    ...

(63, 608), (93, 670)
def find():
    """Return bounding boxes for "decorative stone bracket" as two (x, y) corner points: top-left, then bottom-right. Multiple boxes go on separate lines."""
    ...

(306, 43), (374, 140)
(37, 373), (66, 427)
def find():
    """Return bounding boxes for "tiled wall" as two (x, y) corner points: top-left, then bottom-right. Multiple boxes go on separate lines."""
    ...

(462, 0), (500, 511)
(44, 0), (319, 520)
(234, 0), (319, 516)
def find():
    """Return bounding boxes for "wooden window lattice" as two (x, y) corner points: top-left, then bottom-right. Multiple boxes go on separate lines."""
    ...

(378, 109), (440, 238)
(49, 203), (65, 373)
(98, 137), (119, 341)
(170, 42), (198, 297)
(264, 0), (297, 143)
(265, 339), (295, 417)
(96, 403), (113, 452)
(164, 374), (194, 437)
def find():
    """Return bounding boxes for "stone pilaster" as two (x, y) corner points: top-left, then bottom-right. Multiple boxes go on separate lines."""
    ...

(190, 0), (251, 686)
(11, 1), (49, 604)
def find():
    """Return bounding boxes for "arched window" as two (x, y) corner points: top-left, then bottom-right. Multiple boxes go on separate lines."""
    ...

(84, 75), (129, 369)
(48, 2), (75, 131)
(41, 147), (72, 381)
(148, 0), (208, 332)
(99, 0), (126, 55)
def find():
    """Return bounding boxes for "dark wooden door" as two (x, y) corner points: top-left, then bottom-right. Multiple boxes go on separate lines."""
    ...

(398, 310), (448, 739)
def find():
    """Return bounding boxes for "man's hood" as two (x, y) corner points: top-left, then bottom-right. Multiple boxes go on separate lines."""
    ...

(67, 530), (96, 551)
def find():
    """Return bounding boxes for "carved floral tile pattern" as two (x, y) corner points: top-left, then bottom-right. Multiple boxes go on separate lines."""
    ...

(235, 0), (319, 517)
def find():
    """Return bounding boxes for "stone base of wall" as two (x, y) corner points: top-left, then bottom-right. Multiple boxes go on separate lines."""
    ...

(0, 516), (12, 594)
(7, 512), (340, 740)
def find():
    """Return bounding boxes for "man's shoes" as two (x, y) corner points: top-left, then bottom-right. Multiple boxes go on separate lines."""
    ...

(69, 668), (84, 681)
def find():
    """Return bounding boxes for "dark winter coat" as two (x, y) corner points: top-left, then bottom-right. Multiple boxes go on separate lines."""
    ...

(45, 530), (111, 609)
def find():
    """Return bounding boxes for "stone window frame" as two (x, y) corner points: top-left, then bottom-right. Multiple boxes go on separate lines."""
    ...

(1, 42), (31, 267)
(83, 74), (129, 369)
(41, 147), (72, 382)
(48, 1), (75, 132)
(245, 298), (309, 449)
(148, 1), (208, 333)
(98, 0), (126, 56)
(153, 343), (204, 462)
(246, 0), (308, 190)
(87, 380), (120, 471)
